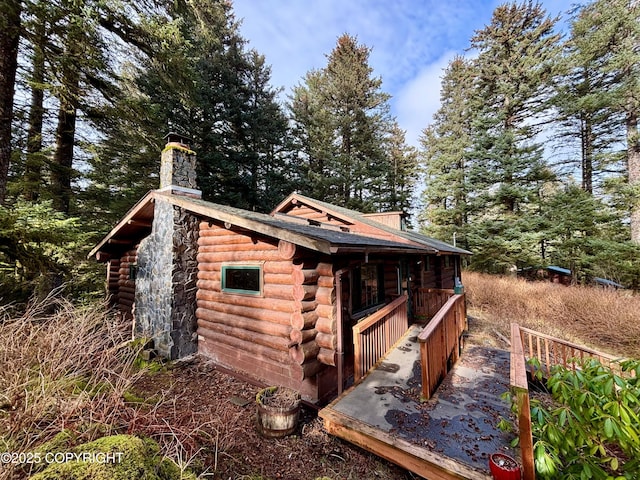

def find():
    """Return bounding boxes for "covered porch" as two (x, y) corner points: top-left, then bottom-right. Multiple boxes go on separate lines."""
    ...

(320, 289), (519, 479)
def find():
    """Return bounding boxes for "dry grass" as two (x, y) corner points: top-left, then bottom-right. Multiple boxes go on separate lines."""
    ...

(0, 292), (245, 479)
(463, 271), (640, 358)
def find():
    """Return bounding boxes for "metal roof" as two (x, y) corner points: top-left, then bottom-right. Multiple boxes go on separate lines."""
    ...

(547, 266), (572, 275)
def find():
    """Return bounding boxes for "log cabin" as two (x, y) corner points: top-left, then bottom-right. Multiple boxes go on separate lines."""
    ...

(89, 136), (470, 403)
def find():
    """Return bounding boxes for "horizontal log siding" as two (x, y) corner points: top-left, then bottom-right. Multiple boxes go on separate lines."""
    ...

(196, 222), (332, 399)
(107, 259), (120, 307)
(117, 249), (137, 318)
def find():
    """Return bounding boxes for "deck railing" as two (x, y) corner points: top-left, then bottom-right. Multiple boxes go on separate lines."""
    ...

(518, 325), (621, 377)
(413, 288), (454, 319)
(511, 324), (626, 480)
(510, 323), (535, 480)
(417, 293), (466, 401)
(352, 295), (408, 382)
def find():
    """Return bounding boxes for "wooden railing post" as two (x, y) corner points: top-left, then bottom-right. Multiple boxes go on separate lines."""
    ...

(511, 323), (535, 480)
(352, 295), (409, 382)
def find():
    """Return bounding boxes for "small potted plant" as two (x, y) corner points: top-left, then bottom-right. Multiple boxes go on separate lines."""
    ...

(489, 453), (521, 480)
(255, 386), (301, 438)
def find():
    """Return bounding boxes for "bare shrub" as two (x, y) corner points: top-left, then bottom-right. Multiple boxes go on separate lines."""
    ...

(464, 271), (640, 357)
(0, 294), (145, 479)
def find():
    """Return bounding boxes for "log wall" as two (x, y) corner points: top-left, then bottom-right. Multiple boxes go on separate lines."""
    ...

(196, 222), (337, 401)
(118, 249), (137, 319)
(107, 259), (120, 307)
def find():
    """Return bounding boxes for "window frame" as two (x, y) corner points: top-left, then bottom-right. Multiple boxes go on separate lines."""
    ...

(351, 262), (385, 316)
(221, 263), (263, 296)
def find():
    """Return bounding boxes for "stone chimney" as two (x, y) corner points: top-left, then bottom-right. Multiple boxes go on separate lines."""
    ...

(159, 132), (201, 198)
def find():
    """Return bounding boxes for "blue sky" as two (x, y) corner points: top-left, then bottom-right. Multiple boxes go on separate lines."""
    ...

(232, 0), (576, 147)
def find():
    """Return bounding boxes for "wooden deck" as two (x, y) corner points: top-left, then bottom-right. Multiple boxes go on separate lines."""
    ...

(319, 326), (518, 480)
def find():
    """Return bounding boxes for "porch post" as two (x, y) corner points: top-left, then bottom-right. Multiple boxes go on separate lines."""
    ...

(335, 267), (349, 395)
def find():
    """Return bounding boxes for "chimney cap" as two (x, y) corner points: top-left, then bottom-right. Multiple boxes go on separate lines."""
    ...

(164, 131), (192, 147)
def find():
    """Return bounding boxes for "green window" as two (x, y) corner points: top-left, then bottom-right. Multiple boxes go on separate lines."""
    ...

(221, 264), (262, 295)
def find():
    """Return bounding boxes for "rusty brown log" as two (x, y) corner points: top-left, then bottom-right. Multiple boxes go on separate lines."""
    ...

(197, 325), (290, 364)
(278, 240), (296, 259)
(292, 269), (319, 285)
(315, 286), (335, 305)
(315, 317), (336, 335)
(316, 262), (333, 277)
(118, 291), (135, 302)
(265, 261), (295, 274)
(197, 318), (290, 352)
(317, 276), (335, 288)
(119, 298), (134, 308)
(290, 310), (318, 330)
(197, 234), (254, 245)
(315, 304), (336, 320)
(289, 328), (317, 345)
(315, 332), (336, 350)
(264, 273), (302, 285)
(119, 285), (135, 294)
(196, 300), (293, 328)
(197, 261), (295, 275)
(197, 279), (296, 300)
(197, 250), (285, 263)
(299, 360), (324, 380)
(196, 289), (315, 313)
(317, 348), (336, 366)
(197, 270), (220, 281)
(289, 340), (319, 364)
(198, 242), (276, 253)
(292, 284), (317, 301)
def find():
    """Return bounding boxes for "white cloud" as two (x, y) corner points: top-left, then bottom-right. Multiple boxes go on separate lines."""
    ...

(394, 52), (456, 148)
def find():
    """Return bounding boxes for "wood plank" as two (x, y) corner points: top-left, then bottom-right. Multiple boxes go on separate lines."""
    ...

(319, 408), (490, 480)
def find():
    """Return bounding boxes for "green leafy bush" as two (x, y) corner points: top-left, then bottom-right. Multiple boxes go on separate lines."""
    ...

(523, 359), (640, 479)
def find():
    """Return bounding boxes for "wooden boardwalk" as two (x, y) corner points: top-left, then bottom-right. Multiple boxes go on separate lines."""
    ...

(319, 326), (518, 480)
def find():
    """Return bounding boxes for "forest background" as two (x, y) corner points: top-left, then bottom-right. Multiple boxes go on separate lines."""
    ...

(0, 0), (639, 303)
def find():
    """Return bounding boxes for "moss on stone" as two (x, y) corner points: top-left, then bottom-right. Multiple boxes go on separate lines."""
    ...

(29, 434), (196, 480)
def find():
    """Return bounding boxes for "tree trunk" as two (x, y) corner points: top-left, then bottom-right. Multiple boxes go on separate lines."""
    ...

(581, 115), (594, 194)
(51, 41), (80, 214)
(0, 0), (21, 205)
(24, 17), (46, 201)
(628, 109), (640, 244)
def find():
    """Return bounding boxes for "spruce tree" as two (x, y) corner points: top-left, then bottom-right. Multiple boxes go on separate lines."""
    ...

(290, 34), (395, 212)
(0, 0), (21, 204)
(376, 122), (418, 214)
(85, 0), (292, 221)
(569, 0), (640, 244)
(420, 56), (474, 246)
(466, 1), (561, 271)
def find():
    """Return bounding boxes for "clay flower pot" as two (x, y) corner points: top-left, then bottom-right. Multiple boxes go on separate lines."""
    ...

(489, 453), (521, 480)
(255, 386), (301, 438)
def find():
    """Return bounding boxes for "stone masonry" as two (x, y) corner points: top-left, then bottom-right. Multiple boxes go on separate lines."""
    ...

(134, 142), (200, 359)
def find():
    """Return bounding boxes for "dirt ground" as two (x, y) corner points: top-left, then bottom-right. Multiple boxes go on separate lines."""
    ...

(133, 358), (416, 480)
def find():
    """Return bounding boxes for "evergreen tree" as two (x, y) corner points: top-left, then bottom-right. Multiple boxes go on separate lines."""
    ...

(466, 1), (561, 271)
(376, 122), (418, 214)
(0, 0), (21, 204)
(290, 34), (395, 212)
(569, 0), (640, 244)
(85, 0), (292, 221)
(420, 56), (474, 245)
